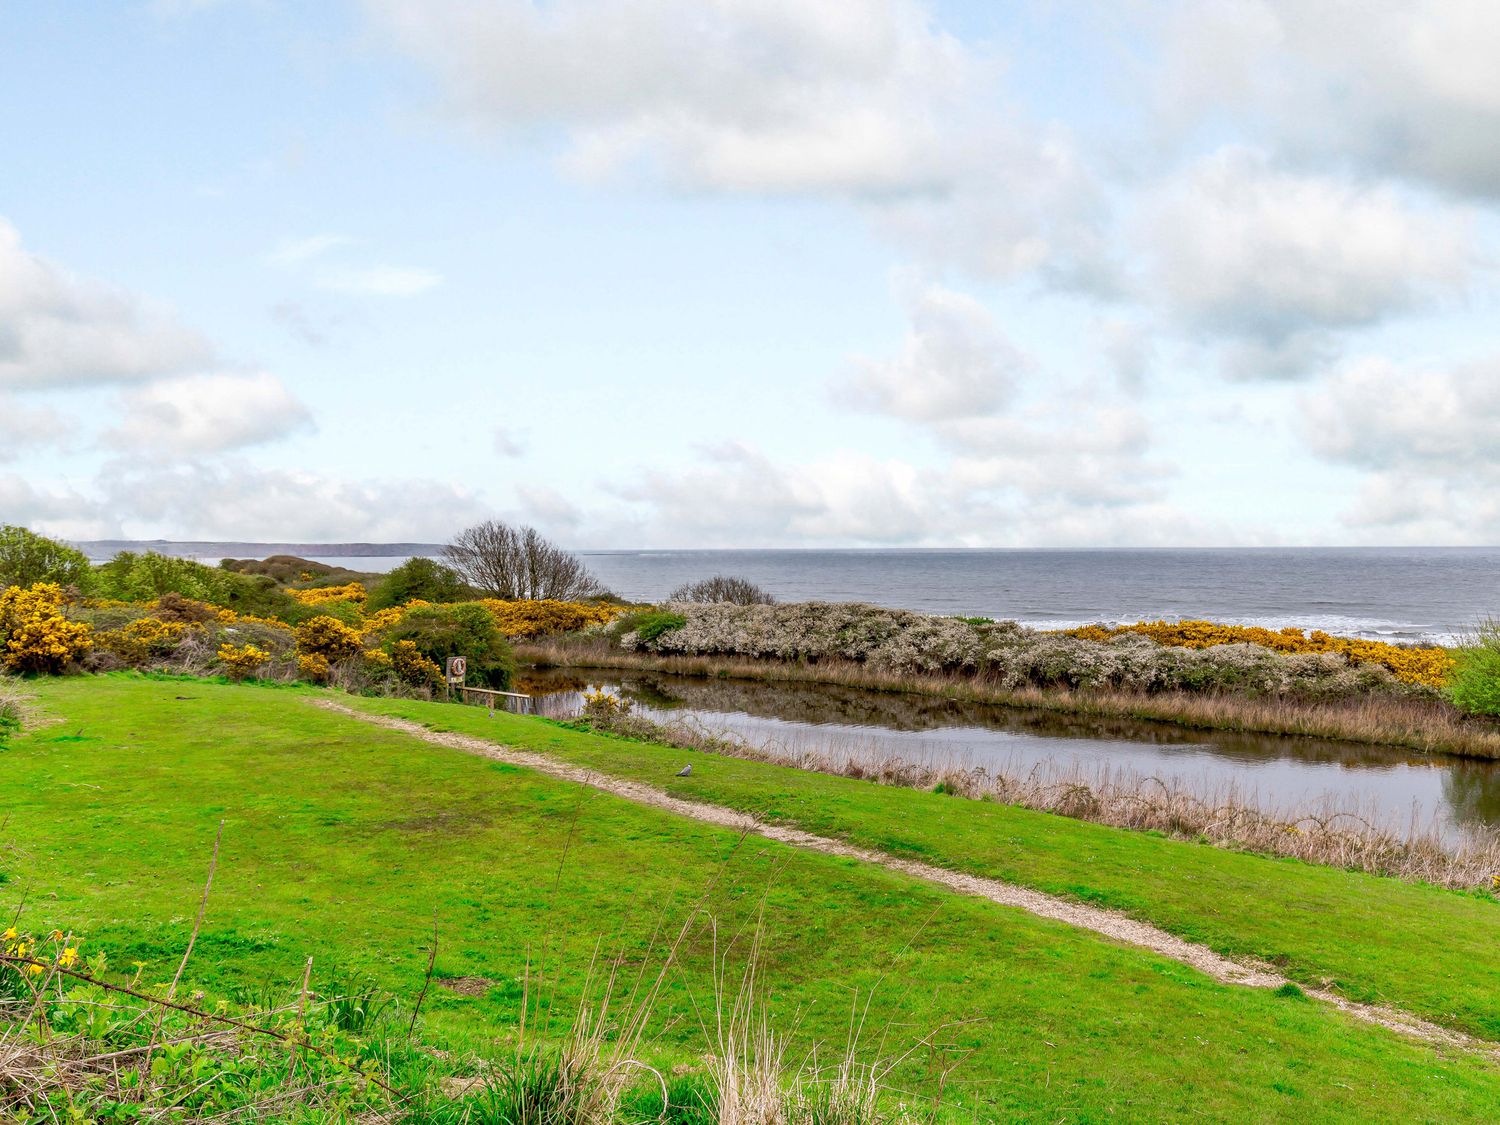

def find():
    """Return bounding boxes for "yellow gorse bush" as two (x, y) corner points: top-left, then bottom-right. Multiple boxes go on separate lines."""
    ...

(0, 583), (93, 674)
(388, 639), (441, 687)
(481, 598), (626, 639)
(1065, 620), (1454, 688)
(97, 616), (188, 663)
(287, 583), (368, 606)
(294, 615), (363, 663)
(217, 642), (270, 680)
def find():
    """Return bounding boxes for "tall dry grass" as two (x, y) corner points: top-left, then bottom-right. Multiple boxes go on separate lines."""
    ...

(521, 639), (1500, 760)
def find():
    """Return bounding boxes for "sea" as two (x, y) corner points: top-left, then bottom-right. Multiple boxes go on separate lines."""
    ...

(82, 545), (1500, 645)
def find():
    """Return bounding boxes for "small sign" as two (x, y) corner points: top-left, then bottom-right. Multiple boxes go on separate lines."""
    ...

(446, 656), (467, 684)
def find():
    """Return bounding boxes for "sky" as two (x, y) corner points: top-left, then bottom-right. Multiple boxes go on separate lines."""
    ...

(3, 0), (1499, 548)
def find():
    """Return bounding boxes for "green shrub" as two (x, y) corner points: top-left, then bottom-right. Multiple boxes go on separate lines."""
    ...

(368, 557), (470, 611)
(1447, 620), (1500, 716)
(0, 526), (93, 592)
(625, 610), (687, 645)
(384, 602), (515, 688)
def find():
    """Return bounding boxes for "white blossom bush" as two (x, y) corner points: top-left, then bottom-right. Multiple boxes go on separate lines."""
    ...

(622, 602), (1415, 699)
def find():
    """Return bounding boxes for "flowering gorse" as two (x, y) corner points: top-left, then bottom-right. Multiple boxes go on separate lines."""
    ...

(1067, 620), (1454, 688)
(0, 583), (93, 674)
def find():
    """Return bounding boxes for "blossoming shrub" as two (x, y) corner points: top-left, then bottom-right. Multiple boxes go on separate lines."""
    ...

(388, 639), (441, 688)
(217, 642), (270, 681)
(294, 615), (363, 663)
(0, 584), (93, 674)
(625, 602), (1418, 699)
(288, 582), (368, 606)
(298, 653), (331, 683)
(1066, 620), (1454, 688)
(481, 598), (626, 638)
(629, 602), (984, 674)
(96, 616), (189, 665)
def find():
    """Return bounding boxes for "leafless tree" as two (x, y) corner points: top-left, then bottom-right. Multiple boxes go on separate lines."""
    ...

(668, 575), (776, 605)
(443, 520), (603, 601)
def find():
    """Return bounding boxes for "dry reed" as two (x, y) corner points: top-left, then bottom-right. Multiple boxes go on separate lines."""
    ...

(572, 705), (1500, 895)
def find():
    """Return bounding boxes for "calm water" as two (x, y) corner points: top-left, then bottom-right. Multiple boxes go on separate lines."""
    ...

(513, 668), (1500, 841)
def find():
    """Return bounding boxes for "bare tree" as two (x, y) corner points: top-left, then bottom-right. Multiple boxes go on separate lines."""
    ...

(669, 575), (776, 605)
(443, 520), (603, 601)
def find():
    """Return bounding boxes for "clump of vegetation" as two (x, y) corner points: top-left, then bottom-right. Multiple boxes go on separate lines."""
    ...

(367, 556), (470, 610)
(385, 603), (516, 688)
(484, 598), (627, 639)
(620, 610), (688, 646)
(0, 583), (93, 674)
(443, 519), (603, 601)
(1070, 619), (1453, 688)
(670, 575), (777, 605)
(0, 526), (93, 592)
(217, 642), (270, 681)
(1447, 618), (1500, 716)
(219, 554), (358, 584)
(621, 602), (1438, 702)
(287, 581), (369, 607)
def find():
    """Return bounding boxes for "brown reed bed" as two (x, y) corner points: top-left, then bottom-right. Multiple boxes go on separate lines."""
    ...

(519, 639), (1500, 761)
(570, 700), (1500, 894)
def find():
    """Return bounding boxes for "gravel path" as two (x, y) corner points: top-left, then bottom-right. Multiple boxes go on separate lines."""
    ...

(314, 699), (1497, 1060)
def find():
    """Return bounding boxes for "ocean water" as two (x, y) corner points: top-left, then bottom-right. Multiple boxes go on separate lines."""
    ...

(577, 547), (1500, 644)
(90, 545), (1500, 644)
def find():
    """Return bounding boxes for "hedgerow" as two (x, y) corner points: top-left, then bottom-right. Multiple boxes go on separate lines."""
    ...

(622, 602), (1439, 700)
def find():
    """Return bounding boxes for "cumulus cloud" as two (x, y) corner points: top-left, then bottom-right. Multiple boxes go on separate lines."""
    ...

(364, 0), (988, 197)
(0, 393), (66, 459)
(0, 474), (113, 540)
(96, 461), (491, 541)
(104, 372), (314, 455)
(1143, 147), (1472, 377)
(0, 218), (212, 388)
(599, 436), (1214, 548)
(834, 285), (1025, 421)
(1302, 354), (1500, 539)
(1154, 1), (1500, 199)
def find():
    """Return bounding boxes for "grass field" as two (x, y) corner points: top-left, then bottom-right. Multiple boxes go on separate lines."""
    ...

(5, 674), (1500, 1121)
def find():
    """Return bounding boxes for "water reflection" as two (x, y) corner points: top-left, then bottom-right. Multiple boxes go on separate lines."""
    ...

(512, 669), (1500, 840)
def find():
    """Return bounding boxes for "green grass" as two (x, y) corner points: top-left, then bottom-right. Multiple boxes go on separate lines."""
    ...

(3, 675), (1500, 1121)
(346, 693), (1500, 1043)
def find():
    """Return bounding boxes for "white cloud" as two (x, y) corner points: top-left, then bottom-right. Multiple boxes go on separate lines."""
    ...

(264, 234), (354, 268)
(1154, 1), (1500, 199)
(316, 265), (443, 297)
(264, 234), (442, 297)
(0, 474), (113, 540)
(599, 436), (1217, 548)
(1143, 147), (1472, 377)
(0, 218), (212, 388)
(1302, 354), (1500, 540)
(493, 426), (525, 457)
(97, 461), (491, 541)
(834, 284), (1024, 421)
(105, 372), (314, 455)
(0, 393), (65, 460)
(363, 0), (989, 197)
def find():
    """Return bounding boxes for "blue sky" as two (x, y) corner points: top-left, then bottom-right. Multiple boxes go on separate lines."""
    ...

(3, 1), (1498, 547)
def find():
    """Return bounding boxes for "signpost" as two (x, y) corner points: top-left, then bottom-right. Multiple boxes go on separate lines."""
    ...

(445, 656), (467, 689)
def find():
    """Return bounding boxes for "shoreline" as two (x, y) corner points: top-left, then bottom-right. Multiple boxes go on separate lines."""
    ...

(515, 640), (1500, 761)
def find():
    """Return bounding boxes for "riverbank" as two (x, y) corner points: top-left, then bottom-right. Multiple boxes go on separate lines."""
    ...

(517, 639), (1500, 759)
